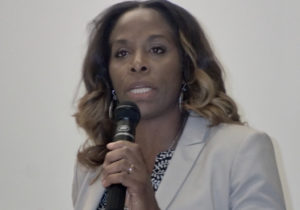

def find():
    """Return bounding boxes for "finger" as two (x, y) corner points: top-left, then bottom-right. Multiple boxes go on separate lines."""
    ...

(107, 140), (134, 150)
(102, 168), (151, 194)
(101, 171), (135, 188)
(103, 148), (126, 165)
(101, 159), (131, 179)
(105, 143), (143, 166)
(125, 191), (131, 210)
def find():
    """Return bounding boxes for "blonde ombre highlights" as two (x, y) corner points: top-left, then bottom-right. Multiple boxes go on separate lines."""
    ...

(178, 31), (240, 125)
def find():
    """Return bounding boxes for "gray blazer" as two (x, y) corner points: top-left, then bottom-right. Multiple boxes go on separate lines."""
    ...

(72, 113), (286, 210)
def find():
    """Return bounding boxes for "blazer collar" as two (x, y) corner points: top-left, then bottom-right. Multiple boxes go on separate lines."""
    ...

(155, 113), (210, 209)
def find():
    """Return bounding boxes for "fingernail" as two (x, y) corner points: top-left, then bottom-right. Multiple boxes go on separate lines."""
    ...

(101, 178), (106, 186)
(107, 142), (114, 149)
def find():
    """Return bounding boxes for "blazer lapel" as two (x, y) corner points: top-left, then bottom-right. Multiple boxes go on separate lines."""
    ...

(155, 114), (209, 209)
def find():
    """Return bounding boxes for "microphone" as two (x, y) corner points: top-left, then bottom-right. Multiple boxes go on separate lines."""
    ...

(106, 101), (141, 210)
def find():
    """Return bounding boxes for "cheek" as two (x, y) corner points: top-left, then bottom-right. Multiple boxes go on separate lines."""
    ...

(108, 69), (116, 85)
(108, 68), (129, 101)
(169, 67), (183, 95)
(168, 75), (182, 94)
(162, 62), (182, 84)
(159, 68), (182, 96)
(161, 52), (182, 79)
(108, 64), (122, 89)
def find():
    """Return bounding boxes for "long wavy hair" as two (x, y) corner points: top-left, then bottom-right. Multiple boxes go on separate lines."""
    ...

(74, 0), (242, 168)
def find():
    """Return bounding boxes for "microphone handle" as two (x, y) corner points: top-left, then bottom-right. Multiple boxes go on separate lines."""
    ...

(106, 184), (126, 210)
(106, 119), (134, 210)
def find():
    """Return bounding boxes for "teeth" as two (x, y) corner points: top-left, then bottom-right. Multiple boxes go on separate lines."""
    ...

(130, 87), (151, 94)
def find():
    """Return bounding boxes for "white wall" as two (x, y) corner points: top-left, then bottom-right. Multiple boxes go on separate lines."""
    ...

(0, 0), (299, 209)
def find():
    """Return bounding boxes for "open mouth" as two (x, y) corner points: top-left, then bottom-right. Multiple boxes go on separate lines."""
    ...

(130, 87), (152, 94)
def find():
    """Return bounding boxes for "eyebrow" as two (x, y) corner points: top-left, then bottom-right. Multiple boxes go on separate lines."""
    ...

(110, 39), (128, 46)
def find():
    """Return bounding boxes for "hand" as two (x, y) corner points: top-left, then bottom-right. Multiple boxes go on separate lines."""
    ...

(101, 141), (160, 210)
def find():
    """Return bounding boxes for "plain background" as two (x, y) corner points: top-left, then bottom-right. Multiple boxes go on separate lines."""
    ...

(0, 0), (299, 209)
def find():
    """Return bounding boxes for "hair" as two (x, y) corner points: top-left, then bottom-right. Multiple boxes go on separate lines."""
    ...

(74, 0), (242, 168)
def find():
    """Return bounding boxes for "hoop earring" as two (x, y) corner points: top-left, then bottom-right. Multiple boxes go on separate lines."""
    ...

(109, 90), (117, 119)
(112, 89), (117, 100)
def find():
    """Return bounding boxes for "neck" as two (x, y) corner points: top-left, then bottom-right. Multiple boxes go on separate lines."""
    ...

(134, 107), (186, 172)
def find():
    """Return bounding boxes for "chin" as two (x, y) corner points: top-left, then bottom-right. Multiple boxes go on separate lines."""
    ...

(136, 100), (179, 120)
(134, 103), (156, 120)
(138, 106), (169, 121)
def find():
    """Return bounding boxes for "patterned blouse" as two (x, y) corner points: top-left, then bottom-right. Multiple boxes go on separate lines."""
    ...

(97, 148), (175, 210)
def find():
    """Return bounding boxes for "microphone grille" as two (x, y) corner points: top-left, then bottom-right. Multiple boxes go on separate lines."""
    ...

(114, 101), (140, 124)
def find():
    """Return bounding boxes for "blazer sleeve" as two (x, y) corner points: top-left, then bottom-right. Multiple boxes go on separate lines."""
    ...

(229, 132), (286, 210)
(72, 161), (88, 207)
(72, 161), (80, 207)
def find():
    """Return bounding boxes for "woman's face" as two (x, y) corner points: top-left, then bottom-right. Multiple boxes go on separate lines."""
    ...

(109, 8), (182, 119)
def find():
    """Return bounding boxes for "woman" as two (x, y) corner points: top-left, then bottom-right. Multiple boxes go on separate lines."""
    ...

(72, 1), (286, 209)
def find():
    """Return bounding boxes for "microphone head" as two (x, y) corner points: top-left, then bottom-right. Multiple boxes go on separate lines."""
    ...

(114, 101), (140, 125)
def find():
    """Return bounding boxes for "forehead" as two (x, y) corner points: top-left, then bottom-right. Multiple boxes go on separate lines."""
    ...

(109, 8), (175, 42)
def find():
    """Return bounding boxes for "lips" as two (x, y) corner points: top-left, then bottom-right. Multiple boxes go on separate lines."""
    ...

(126, 82), (156, 99)
(130, 87), (152, 94)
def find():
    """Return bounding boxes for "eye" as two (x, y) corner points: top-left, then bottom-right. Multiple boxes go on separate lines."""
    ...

(150, 46), (166, 54)
(114, 49), (129, 58)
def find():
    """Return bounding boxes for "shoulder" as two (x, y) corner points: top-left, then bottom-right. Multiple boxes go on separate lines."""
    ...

(186, 112), (274, 158)
(210, 122), (271, 146)
(210, 122), (274, 160)
(188, 111), (272, 146)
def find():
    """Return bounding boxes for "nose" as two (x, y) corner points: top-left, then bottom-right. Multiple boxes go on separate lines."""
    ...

(131, 65), (148, 72)
(130, 50), (148, 73)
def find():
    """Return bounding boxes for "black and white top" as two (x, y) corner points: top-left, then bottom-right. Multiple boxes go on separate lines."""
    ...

(97, 148), (175, 210)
